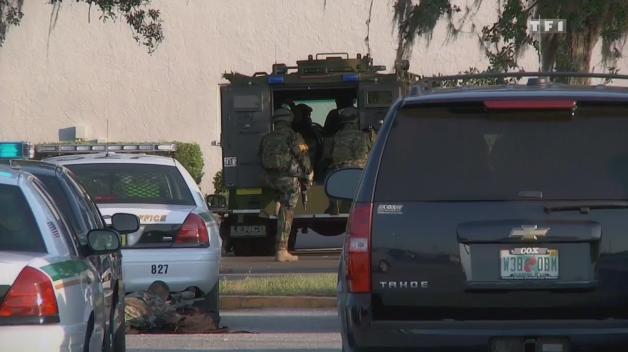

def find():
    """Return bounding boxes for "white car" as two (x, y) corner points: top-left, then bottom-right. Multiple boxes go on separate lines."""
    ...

(48, 152), (222, 311)
(0, 165), (124, 352)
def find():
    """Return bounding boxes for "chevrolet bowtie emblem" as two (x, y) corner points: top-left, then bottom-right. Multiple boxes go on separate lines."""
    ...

(509, 225), (550, 240)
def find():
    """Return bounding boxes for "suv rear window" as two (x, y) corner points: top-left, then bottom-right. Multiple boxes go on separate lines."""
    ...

(375, 103), (628, 201)
(66, 163), (195, 205)
(0, 185), (46, 252)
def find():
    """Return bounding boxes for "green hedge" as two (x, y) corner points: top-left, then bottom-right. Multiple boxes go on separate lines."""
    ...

(174, 142), (204, 184)
(213, 169), (226, 195)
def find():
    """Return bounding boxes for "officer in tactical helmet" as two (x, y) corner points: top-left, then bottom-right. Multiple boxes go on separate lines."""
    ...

(323, 95), (355, 137)
(328, 107), (373, 169)
(259, 108), (313, 262)
(293, 103), (321, 167)
(325, 107), (374, 214)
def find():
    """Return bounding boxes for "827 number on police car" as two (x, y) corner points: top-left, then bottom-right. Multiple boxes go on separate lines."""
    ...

(151, 264), (169, 275)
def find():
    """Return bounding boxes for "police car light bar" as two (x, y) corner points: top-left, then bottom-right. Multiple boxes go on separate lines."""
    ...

(0, 142), (34, 160)
(35, 143), (177, 154)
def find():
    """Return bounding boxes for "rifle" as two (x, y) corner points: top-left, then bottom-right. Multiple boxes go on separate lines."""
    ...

(299, 176), (311, 211)
(301, 189), (309, 211)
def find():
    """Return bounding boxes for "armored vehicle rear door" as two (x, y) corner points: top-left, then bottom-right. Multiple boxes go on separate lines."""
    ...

(220, 84), (271, 188)
(358, 78), (402, 131)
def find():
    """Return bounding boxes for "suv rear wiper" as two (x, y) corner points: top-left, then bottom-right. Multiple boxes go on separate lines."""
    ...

(544, 201), (628, 214)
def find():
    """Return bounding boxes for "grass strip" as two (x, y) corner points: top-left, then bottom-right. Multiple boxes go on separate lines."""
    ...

(220, 274), (336, 297)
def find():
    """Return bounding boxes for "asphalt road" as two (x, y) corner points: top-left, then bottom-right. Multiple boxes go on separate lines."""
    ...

(220, 252), (340, 276)
(127, 309), (341, 352)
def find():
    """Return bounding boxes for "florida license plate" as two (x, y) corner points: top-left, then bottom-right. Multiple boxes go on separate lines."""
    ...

(500, 248), (559, 280)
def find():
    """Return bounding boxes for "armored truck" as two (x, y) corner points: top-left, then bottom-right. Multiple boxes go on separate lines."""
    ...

(213, 53), (414, 256)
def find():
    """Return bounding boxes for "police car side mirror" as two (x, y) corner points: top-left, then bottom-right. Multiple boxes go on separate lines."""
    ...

(87, 229), (121, 255)
(111, 213), (140, 234)
(206, 194), (227, 213)
(325, 168), (362, 201)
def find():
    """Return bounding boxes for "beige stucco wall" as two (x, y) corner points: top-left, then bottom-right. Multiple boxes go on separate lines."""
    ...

(1, 0), (627, 192)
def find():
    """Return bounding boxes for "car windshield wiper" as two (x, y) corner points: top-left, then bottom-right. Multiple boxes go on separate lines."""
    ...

(544, 201), (628, 214)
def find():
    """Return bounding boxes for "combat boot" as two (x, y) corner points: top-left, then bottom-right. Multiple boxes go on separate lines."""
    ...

(275, 241), (298, 262)
(276, 249), (299, 262)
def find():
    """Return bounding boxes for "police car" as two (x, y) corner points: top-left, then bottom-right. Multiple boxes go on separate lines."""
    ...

(0, 165), (124, 352)
(44, 144), (222, 311)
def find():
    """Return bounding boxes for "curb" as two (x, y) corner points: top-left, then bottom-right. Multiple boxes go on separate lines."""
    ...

(220, 295), (337, 310)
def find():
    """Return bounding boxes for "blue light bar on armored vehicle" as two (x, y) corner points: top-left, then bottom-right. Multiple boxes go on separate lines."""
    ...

(342, 73), (359, 82)
(0, 142), (33, 160)
(267, 75), (285, 85)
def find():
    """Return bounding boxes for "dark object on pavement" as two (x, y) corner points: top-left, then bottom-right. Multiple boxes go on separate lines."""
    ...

(125, 281), (221, 334)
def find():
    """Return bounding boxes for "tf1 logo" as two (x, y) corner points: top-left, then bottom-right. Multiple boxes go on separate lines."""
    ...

(528, 19), (566, 34)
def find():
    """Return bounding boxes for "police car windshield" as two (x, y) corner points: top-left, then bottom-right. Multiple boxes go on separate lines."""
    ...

(66, 163), (195, 205)
(375, 103), (628, 201)
(0, 185), (46, 253)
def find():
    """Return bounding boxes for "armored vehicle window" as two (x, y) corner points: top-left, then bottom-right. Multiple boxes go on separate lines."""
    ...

(0, 185), (46, 253)
(375, 103), (628, 201)
(366, 90), (393, 107)
(67, 163), (195, 206)
(234, 94), (262, 111)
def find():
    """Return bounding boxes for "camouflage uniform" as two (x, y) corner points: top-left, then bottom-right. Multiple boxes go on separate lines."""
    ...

(326, 107), (374, 214)
(259, 108), (312, 262)
(293, 103), (320, 166)
(125, 281), (182, 332)
(328, 107), (374, 169)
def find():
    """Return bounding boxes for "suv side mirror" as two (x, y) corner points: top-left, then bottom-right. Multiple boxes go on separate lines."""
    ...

(325, 168), (363, 201)
(87, 229), (121, 255)
(111, 213), (140, 233)
(206, 194), (227, 213)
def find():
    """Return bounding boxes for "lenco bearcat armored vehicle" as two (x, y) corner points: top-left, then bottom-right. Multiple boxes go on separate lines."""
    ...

(211, 53), (414, 256)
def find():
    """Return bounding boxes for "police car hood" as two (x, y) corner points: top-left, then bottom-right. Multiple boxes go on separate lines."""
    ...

(97, 203), (196, 225)
(0, 251), (48, 286)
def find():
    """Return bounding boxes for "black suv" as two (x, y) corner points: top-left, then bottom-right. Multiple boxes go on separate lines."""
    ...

(327, 74), (628, 352)
(12, 160), (139, 352)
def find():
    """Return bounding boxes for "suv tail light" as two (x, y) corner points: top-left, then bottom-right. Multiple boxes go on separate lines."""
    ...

(175, 213), (210, 247)
(346, 202), (373, 293)
(0, 266), (59, 321)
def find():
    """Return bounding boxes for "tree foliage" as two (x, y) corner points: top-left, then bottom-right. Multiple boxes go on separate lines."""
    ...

(174, 142), (205, 185)
(393, 0), (628, 83)
(0, 0), (163, 53)
(212, 170), (226, 195)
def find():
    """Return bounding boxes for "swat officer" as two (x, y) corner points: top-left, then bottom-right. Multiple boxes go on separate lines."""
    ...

(328, 107), (374, 169)
(293, 103), (321, 167)
(325, 107), (374, 214)
(323, 95), (355, 137)
(259, 108), (313, 262)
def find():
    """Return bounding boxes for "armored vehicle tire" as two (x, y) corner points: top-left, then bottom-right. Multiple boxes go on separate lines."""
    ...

(308, 221), (347, 237)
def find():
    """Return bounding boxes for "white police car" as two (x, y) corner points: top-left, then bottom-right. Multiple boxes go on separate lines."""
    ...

(0, 165), (123, 351)
(45, 144), (222, 311)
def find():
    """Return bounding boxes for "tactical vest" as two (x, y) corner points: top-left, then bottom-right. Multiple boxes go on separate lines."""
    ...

(261, 127), (297, 173)
(331, 128), (370, 168)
